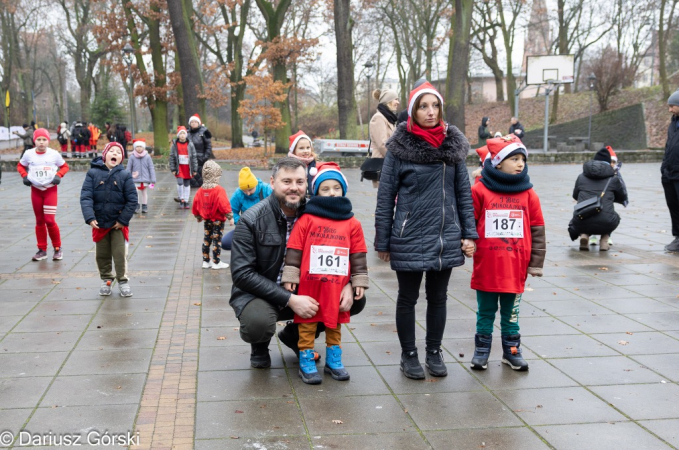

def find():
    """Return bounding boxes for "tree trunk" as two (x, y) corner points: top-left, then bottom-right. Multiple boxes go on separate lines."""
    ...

(272, 61), (292, 153)
(334, 0), (357, 139)
(167, 0), (205, 121)
(659, 0), (671, 99)
(149, 1), (169, 154)
(231, 82), (245, 148)
(445, 0), (473, 133)
(174, 49), (186, 126)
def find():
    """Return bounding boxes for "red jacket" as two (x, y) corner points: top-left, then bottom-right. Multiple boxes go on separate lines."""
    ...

(192, 186), (232, 222)
(470, 182), (544, 294)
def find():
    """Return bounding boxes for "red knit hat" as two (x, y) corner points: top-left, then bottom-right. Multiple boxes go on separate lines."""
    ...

(102, 142), (125, 162)
(177, 126), (187, 137)
(407, 82), (444, 118)
(606, 145), (618, 162)
(188, 114), (201, 126)
(133, 138), (146, 149)
(288, 130), (312, 154)
(486, 135), (527, 168)
(33, 128), (50, 142)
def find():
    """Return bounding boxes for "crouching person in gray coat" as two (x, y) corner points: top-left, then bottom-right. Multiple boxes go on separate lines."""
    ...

(375, 82), (479, 380)
(230, 157), (365, 369)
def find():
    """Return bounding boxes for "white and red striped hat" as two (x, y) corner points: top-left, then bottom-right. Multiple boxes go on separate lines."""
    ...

(288, 130), (312, 154)
(132, 139), (146, 149)
(188, 114), (202, 126)
(407, 81), (444, 118)
(310, 161), (348, 196)
(486, 135), (528, 167)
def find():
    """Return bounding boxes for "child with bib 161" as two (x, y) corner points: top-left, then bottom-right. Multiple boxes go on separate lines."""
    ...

(282, 162), (369, 385)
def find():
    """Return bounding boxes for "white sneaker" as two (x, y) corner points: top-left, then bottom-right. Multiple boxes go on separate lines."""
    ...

(211, 261), (230, 270)
(202, 261), (212, 269)
(589, 236), (598, 246)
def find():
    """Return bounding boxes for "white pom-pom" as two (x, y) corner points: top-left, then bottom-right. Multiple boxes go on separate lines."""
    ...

(309, 167), (318, 176)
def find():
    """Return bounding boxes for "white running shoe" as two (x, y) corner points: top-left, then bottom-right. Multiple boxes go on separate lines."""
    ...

(589, 236), (598, 246)
(202, 261), (212, 269)
(211, 261), (230, 270)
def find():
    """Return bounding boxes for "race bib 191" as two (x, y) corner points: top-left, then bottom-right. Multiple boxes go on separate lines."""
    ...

(485, 210), (524, 238)
(29, 165), (55, 185)
(309, 245), (349, 276)
(178, 155), (189, 165)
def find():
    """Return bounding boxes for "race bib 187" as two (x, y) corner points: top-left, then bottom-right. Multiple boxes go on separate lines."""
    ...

(485, 210), (524, 238)
(309, 245), (349, 276)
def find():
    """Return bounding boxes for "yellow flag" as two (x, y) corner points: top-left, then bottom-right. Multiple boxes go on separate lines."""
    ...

(4, 91), (9, 108)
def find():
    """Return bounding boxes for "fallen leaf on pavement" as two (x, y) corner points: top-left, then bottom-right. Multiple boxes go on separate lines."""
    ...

(618, 340), (629, 345)
(217, 336), (226, 340)
(193, 302), (202, 306)
(332, 419), (343, 424)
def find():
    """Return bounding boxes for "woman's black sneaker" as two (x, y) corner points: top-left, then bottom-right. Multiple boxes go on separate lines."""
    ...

(400, 350), (425, 379)
(425, 349), (448, 377)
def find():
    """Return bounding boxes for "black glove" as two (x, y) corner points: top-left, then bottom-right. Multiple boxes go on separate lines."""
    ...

(23, 177), (32, 186)
(51, 175), (61, 185)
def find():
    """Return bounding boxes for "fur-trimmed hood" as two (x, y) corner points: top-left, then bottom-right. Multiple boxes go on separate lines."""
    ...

(386, 122), (470, 165)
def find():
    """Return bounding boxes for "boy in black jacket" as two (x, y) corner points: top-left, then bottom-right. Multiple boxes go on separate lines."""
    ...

(80, 142), (138, 297)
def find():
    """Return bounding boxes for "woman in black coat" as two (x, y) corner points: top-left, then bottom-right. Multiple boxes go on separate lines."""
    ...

(187, 115), (214, 187)
(375, 82), (478, 380)
(568, 148), (628, 251)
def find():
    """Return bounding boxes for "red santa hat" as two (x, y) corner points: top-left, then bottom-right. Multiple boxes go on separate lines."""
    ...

(188, 114), (202, 126)
(407, 81), (444, 118)
(486, 135), (528, 168)
(288, 130), (312, 154)
(310, 161), (348, 196)
(133, 138), (146, 149)
(606, 145), (618, 162)
(475, 145), (489, 163)
(102, 142), (125, 162)
(177, 126), (188, 137)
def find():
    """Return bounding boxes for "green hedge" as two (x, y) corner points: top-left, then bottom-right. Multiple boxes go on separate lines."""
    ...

(522, 103), (648, 150)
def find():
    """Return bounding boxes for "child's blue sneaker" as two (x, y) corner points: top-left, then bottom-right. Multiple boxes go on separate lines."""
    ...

(501, 334), (529, 371)
(324, 345), (350, 381)
(299, 349), (322, 384)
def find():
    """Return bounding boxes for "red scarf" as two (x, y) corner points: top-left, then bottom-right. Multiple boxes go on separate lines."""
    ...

(408, 119), (446, 148)
(92, 226), (129, 243)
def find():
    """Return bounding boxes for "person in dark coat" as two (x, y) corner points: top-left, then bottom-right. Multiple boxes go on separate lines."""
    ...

(662, 90), (679, 253)
(509, 117), (525, 138)
(111, 125), (129, 158)
(80, 142), (138, 297)
(478, 117), (492, 147)
(375, 82), (479, 380)
(568, 148), (628, 251)
(187, 114), (214, 187)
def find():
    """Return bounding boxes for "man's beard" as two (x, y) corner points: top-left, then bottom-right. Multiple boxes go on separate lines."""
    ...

(274, 190), (302, 210)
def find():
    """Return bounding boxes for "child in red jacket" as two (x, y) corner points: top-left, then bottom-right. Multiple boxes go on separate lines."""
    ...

(469, 135), (546, 372)
(17, 128), (70, 261)
(192, 160), (234, 269)
(281, 162), (369, 385)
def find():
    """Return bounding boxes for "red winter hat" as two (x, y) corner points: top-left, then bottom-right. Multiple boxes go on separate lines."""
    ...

(102, 142), (125, 162)
(188, 114), (201, 126)
(288, 130), (312, 154)
(33, 128), (50, 142)
(133, 138), (146, 149)
(177, 126), (187, 137)
(475, 145), (489, 163)
(407, 81), (444, 118)
(606, 145), (618, 162)
(311, 161), (348, 196)
(486, 135), (527, 168)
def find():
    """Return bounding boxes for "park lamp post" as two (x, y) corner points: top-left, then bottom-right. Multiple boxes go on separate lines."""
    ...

(364, 61), (374, 137)
(587, 73), (596, 151)
(122, 43), (135, 140)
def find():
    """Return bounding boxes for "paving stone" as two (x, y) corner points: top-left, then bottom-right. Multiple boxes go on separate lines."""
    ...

(534, 422), (669, 450)
(0, 352), (68, 377)
(591, 331), (679, 355)
(41, 373), (146, 406)
(591, 383), (679, 420)
(638, 419), (679, 448)
(424, 427), (550, 450)
(312, 432), (428, 450)
(195, 436), (310, 450)
(0, 376), (52, 408)
(59, 349), (152, 375)
(1, 331), (81, 353)
(526, 334), (622, 358)
(550, 356), (665, 385)
(197, 369), (292, 402)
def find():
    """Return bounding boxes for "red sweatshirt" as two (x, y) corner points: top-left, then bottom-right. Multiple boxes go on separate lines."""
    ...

(191, 186), (232, 222)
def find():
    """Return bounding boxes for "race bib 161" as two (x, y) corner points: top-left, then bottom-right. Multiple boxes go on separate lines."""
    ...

(309, 245), (349, 276)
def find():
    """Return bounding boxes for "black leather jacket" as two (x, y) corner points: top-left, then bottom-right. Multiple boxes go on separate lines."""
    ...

(230, 194), (302, 318)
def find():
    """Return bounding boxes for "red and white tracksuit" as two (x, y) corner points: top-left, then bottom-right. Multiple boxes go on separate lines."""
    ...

(18, 149), (70, 251)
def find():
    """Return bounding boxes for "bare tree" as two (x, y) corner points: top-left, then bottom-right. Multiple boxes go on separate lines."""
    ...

(496, 0), (527, 116)
(611, 0), (655, 89)
(585, 45), (631, 111)
(471, 1), (504, 102)
(445, 0), (473, 132)
(659, 0), (679, 99)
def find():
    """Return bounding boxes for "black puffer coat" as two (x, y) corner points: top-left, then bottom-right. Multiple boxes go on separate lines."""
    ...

(568, 160), (628, 240)
(661, 115), (679, 181)
(188, 125), (214, 187)
(80, 157), (138, 229)
(375, 123), (478, 272)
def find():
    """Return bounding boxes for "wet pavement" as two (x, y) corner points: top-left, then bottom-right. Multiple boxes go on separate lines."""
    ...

(0, 163), (678, 450)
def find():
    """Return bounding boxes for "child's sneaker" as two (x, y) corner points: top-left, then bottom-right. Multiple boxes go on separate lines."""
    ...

(141, 204), (148, 213)
(52, 248), (63, 260)
(324, 345), (350, 381)
(183, 201), (191, 210)
(211, 261), (229, 270)
(299, 349), (322, 384)
(470, 334), (492, 370)
(589, 236), (598, 246)
(135, 204), (141, 214)
(608, 236), (613, 246)
(119, 282), (133, 297)
(32, 249), (48, 261)
(201, 261), (212, 269)
(99, 280), (113, 296)
(501, 334), (528, 371)
(178, 201), (185, 209)
(425, 348), (447, 377)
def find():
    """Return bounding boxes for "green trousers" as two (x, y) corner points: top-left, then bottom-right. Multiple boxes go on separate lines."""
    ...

(95, 229), (129, 282)
(476, 290), (522, 335)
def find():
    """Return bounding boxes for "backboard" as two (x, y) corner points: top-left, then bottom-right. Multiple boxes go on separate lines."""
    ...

(526, 55), (575, 85)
